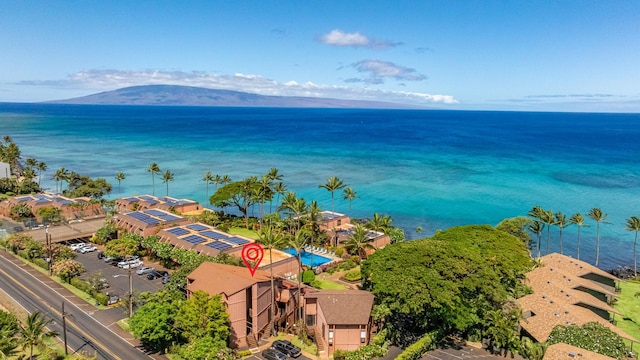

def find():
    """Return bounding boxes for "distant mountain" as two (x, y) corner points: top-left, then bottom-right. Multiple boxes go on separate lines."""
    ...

(47, 85), (423, 109)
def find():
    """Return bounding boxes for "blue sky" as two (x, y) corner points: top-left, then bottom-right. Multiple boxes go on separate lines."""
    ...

(1, 1), (639, 112)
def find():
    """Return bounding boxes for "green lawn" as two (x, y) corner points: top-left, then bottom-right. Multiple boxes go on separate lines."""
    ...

(614, 279), (640, 344)
(313, 278), (348, 290)
(228, 227), (260, 240)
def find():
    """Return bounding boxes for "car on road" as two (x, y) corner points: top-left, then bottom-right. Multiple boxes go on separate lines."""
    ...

(272, 340), (302, 358)
(78, 245), (98, 253)
(146, 270), (168, 280)
(262, 348), (288, 360)
(136, 266), (155, 275)
(69, 242), (87, 251)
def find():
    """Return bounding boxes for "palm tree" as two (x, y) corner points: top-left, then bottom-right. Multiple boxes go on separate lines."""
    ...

(257, 225), (287, 336)
(342, 187), (358, 216)
(52, 167), (69, 194)
(273, 182), (287, 213)
(115, 172), (126, 194)
(288, 229), (309, 321)
(319, 176), (346, 214)
(528, 206), (555, 255)
(20, 311), (58, 360)
(146, 163), (161, 196)
(341, 224), (375, 259)
(201, 171), (215, 199)
(528, 220), (545, 258)
(161, 170), (174, 196)
(0, 328), (19, 359)
(36, 161), (47, 187)
(625, 215), (640, 277)
(25, 157), (37, 169)
(554, 211), (571, 255)
(266, 168), (283, 213)
(366, 213), (392, 233)
(220, 174), (232, 185)
(21, 168), (37, 183)
(587, 208), (609, 266)
(568, 213), (588, 260)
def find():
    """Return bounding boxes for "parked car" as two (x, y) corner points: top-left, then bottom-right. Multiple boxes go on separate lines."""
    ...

(95, 278), (110, 290)
(136, 266), (155, 275)
(161, 273), (170, 284)
(120, 259), (143, 269)
(262, 348), (288, 360)
(106, 293), (120, 305)
(272, 340), (302, 358)
(97, 251), (104, 259)
(146, 270), (168, 280)
(108, 257), (124, 266)
(69, 242), (87, 251)
(78, 245), (98, 253)
(116, 256), (140, 268)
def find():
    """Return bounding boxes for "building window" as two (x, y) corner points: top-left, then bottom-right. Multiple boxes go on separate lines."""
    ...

(328, 330), (334, 345)
(306, 314), (316, 326)
(361, 330), (366, 343)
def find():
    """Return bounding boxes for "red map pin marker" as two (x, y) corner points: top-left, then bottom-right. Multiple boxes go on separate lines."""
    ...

(241, 243), (264, 277)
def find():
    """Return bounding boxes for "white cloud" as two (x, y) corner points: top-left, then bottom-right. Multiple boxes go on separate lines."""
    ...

(17, 69), (457, 105)
(344, 59), (427, 84)
(319, 29), (401, 49)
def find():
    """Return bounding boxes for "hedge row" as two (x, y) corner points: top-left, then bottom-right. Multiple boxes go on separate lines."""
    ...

(396, 331), (438, 360)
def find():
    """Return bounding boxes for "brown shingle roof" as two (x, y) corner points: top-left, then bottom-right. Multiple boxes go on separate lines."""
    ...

(305, 290), (374, 325)
(543, 343), (615, 360)
(541, 253), (618, 283)
(187, 261), (271, 297)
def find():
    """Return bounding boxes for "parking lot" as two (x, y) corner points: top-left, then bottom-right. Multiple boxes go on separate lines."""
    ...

(69, 242), (167, 299)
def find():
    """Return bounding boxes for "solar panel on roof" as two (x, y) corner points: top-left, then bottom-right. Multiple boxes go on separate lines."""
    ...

(145, 209), (166, 216)
(59, 200), (72, 205)
(167, 228), (189, 236)
(200, 230), (229, 240)
(205, 241), (232, 251)
(184, 235), (206, 244)
(35, 199), (49, 204)
(159, 214), (180, 221)
(139, 195), (154, 200)
(146, 200), (158, 205)
(124, 197), (139, 202)
(226, 237), (249, 245)
(187, 224), (208, 231)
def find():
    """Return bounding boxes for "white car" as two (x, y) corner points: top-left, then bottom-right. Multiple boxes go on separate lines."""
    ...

(136, 266), (155, 275)
(121, 260), (143, 269)
(78, 245), (97, 253)
(69, 243), (87, 251)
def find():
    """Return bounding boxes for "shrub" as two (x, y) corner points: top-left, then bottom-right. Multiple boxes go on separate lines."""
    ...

(396, 331), (438, 360)
(333, 344), (386, 360)
(343, 270), (362, 282)
(334, 247), (345, 257)
(350, 255), (361, 265)
(71, 277), (91, 293)
(310, 280), (322, 289)
(339, 259), (358, 271)
(94, 292), (109, 306)
(236, 349), (252, 357)
(33, 257), (49, 270)
(302, 269), (315, 284)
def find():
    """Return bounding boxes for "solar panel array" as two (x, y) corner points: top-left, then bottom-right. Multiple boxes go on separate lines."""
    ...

(200, 230), (229, 240)
(139, 195), (154, 201)
(127, 211), (160, 225)
(184, 235), (206, 244)
(227, 237), (250, 245)
(205, 241), (232, 251)
(124, 197), (139, 202)
(145, 209), (165, 216)
(167, 227), (189, 236)
(187, 224), (208, 231)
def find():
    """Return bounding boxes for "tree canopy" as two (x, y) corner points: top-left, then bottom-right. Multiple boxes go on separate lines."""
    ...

(547, 322), (626, 359)
(361, 225), (532, 346)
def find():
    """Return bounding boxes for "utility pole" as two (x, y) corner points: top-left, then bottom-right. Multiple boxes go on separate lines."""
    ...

(61, 301), (68, 356)
(46, 225), (53, 276)
(128, 266), (133, 318)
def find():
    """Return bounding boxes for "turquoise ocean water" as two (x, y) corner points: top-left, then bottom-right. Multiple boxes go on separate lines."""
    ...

(1, 103), (639, 270)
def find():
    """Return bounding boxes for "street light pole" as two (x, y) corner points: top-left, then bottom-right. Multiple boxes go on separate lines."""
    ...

(113, 268), (133, 318)
(61, 301), (68, 356)
(45, 225), (53, 276)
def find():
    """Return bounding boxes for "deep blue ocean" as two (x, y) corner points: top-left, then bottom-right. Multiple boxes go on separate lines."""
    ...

(1, 103), (639, 270)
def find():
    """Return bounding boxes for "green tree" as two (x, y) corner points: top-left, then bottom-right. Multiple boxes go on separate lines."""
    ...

(63, 172), (112, 198)
(201, 171), (215, 199)
(319, 176), (346, 214)
(568, 213), (588, 260)
(361, 225), (532, 346)
(341, 224), (375, 259)
(36, 161), (47, 187)
(115, 172), (126, 194)
(528, 220), (544, 258)
(257, 225), (287, 336)
(161, 170), (174, 196)
(0, 310), (20, 360)
(52, 167), (69, 193)
(342, 187), (358, 216)
(210, 178), (260, 227)
(496, 216), (532, 246)
(626, 215), (640, 277)
(554, 211), (571, 255)
(147, 163), (161, 196)
(288, 229), (309, 321)
(105, 235), (140, 257)
(20, 311), (58, 360)
(174, 290), (230, 345)
(587, 208), (608, 266)
(273, 182), (287, 213)
(35, 206), (62, 224)
(51, 259), (85, 283)
(129, 291), (183, 352)
(548, 322), (626, 359)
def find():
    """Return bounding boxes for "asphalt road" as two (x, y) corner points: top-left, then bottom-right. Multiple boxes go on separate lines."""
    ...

(0, 250), (153, 360)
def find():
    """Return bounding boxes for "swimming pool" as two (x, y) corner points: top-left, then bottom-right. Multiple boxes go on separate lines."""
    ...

(283, 248), (333, 267)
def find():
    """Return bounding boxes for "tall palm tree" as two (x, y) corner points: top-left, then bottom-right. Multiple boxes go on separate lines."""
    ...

(20, 311), (57, 360)
(342, 187), (358, 216)
(52, 167), (69, 194)
(266, 168), (283, 213)
(36, 161), (47, 187)
(319, 176), (346, 214)
(273, 182), (287, 214)
(625, 215), (640, 277)
(161, 170), (174, 196)
(115, 172), (126, 194)
(279, 191), (298, 221)
(201, 171), (215, 199)
(341, 224), (375, 259)
(554, 211), (571, 255)
(288, 229), (309, 321)
(587, 208), (609, 266)
(220, 174), (232, 185)
(568, 213), (588, 260)
(21, 168), (37, 183)
(25, 157), (37, 169)
(366, 213), (392, 233)
(0, 328), (19, 359)
(528, 220), (544, 258)
(146, 163), (161, 196)
(257, 225), (287, 336)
